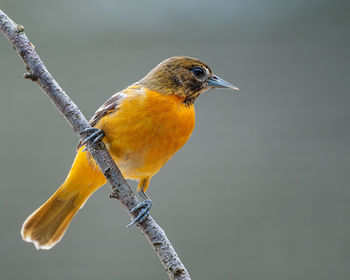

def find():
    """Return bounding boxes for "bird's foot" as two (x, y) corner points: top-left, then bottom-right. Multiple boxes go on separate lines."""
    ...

(127, 199), (152, 228)
(81, 127), (105, 147)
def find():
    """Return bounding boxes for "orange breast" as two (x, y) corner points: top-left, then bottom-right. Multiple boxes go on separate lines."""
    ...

(96, 87), (195, 180)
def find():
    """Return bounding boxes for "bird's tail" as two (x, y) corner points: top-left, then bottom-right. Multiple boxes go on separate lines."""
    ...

(21, 148), (106, 250)
(21, 185), (91, 250)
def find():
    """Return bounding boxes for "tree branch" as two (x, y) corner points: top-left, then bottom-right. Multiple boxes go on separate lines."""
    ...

(0, 9), (190, 280)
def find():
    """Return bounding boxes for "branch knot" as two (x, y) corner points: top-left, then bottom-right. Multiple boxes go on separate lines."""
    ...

(15, 24), (24, 33)
(24, 71), (38, 81)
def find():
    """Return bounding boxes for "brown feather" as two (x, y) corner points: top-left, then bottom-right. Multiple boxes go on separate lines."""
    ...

(77, 92), (124, 149)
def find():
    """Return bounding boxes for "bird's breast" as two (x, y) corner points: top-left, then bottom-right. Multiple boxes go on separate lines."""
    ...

(96, 87), (195, 179)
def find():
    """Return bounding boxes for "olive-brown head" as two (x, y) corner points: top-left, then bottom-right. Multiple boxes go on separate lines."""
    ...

(138, 56), (239, 105)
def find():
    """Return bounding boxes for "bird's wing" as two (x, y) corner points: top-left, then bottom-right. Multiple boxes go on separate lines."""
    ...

(77, 91), (124, 149)
(89, 92), (125, 127)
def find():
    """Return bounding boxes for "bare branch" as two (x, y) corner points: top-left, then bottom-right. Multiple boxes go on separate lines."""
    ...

(0, 9), (190, 280)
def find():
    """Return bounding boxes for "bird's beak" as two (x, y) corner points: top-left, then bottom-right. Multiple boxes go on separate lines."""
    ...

(208, 75), (239, 91)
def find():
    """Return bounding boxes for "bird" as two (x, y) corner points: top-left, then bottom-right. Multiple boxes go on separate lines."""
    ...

(21, 56), (239, 250)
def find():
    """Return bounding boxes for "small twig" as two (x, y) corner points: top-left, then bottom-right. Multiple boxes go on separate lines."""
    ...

(0, 9), (190, 280)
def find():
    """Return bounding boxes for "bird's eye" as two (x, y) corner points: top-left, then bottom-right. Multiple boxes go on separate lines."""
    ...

(192, 66), (205, 78)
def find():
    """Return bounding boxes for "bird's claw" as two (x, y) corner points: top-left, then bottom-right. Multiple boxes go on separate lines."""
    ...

(81, 127), (105, 147)
(127, 199), (152, 227)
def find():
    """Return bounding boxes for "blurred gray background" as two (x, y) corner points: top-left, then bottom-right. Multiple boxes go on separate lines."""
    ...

(0, 0), (349, 279)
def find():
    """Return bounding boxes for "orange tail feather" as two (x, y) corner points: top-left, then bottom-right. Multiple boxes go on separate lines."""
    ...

(21, 148), (106, 249)
(21, 186), (91, 250)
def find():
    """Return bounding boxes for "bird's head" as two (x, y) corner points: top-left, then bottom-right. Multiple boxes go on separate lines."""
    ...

(139, 56), (239, 105)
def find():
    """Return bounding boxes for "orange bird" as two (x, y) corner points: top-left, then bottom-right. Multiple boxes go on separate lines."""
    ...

(21, 56), (239, 249)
